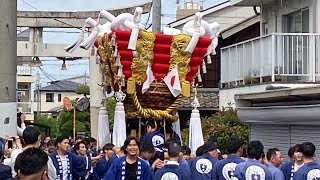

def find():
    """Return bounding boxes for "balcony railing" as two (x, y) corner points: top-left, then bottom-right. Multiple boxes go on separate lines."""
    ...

(17, 65), (31, 75)
(17, 102), (33, 114)
(221, 33), (320, 87)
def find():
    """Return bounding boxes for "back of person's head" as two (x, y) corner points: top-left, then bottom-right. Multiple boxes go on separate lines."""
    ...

(54, 135), (69, 146)
(266, 148), (280, 161)
(15, 148), (48, 179)
(165, 137), (181, 148)
(181, 145), (191, 156)
(226, 136), (243, 154)
(168, 143), (182, 158)
(247, 141), (264, 160)
(140, 142), (155, 153)
(123, 136), (140, 149)
(146, 120), (157, 129)
(196, 145), (205, 156)
(298, 142), (316, 158)
(23, 126), (40, 145)
(103, 143), (115, 152)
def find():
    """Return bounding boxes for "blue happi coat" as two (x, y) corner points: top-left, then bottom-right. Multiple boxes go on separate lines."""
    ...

(103, 155), (153, 180)
(154, 161), (191, 180)
(49, 150), (91, 180)
(293, 161), (320, 180)
(212, 154), (244, 180)
(265, 164), (285, 180)
(233, 159), (272, 180)
(93, 157), (109, 180)
(189, 153), (218, 180)
(140, 131), (164, 152)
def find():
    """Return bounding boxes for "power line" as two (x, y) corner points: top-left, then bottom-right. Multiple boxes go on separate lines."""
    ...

(20, 0), (41, 11)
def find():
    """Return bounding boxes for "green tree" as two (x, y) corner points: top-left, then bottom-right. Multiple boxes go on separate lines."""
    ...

(34, 115), (60, 138)
(181, 106), (249, 154)
(75, 85), (90, 95)
(58, 109), (91, 136)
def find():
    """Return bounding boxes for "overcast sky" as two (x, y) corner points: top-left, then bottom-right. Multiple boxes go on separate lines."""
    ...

(17, 0), (224, 86)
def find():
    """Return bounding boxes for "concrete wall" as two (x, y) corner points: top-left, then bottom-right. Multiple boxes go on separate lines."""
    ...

(39, 91), (82, 112)
(261, 0), (317, 33)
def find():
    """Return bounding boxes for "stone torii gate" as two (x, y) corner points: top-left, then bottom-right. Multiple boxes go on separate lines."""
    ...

(15, 2), (152, 138)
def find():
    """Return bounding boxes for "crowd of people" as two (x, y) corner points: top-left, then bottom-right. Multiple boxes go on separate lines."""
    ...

(1, 119), (320, 180)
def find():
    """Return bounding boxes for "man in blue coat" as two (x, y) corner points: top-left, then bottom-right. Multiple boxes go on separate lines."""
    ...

(293, 142), (320, 179)
(49, 135), (92, 180)
(154, 143), (191, 180)
(94, 143), (115, 180)
(233, 141), (272, 180)
(213, 136), (244, 180)
(265, 148), (285, 180)
(104, 136), (153, 180)
(189, 142), (219, 180)
(280, 144), (304, 180)
(140, 120), (165, 160)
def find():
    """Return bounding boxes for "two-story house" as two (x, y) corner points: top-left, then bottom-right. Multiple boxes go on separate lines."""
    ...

(220, 0), (320, 160)
(37, 76), (87, 117)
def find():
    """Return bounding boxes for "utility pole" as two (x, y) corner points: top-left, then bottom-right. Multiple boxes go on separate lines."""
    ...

(0, 0), (17, 137)
(152, 0), (161, 33)
(36, 71), (40, 116)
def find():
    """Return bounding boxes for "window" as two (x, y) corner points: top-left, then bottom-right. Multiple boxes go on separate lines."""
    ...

(46, 93), (54, 102)
(58, 94), (62, 102)
(284, 8), (309, 33)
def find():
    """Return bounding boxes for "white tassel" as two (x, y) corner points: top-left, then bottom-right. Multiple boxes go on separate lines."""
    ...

(207, 55), (212, 64)
(197, 67), (202, 82)
(97, 107), (111, 149)
(80, 26), (99, 50)
(197, 73), (202, 82)
(64, 30), (84, 53)
(121, 78), (126, 87)
(112, 102), (126, 147)
(113, 45), (118, 57)
(111, 33), (116, 46)
(113, 91), (127, 147)
(117, 66), (123, 77)
(115, 54), (121, 67)
(202, 61), (207, 74)
(188, 108), (204, 153)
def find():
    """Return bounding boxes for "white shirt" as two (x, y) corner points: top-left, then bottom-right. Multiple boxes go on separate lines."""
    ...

(10, 148), (57, 180)
(61, 156), (68, 180)
(16, 123), (26, 136)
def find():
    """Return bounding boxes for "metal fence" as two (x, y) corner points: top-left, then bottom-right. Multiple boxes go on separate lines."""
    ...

(17, 65), (32, 75)
(221, 33), (320, 85)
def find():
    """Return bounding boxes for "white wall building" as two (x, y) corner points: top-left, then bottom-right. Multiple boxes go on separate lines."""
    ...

(220, 0), (320, 161)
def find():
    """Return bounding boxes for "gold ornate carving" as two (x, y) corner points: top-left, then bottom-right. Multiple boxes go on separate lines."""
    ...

(130, 30), (155, 85)
(170, 34), (192, 81)
(97, 35), (113, 86)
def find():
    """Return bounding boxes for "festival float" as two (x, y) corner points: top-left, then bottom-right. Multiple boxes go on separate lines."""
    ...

(65, 7), (220, 151)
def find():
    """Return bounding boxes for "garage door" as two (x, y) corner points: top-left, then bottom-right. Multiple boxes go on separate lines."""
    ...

(290, 126), (320, 162)
(250, 125), (290, 160)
